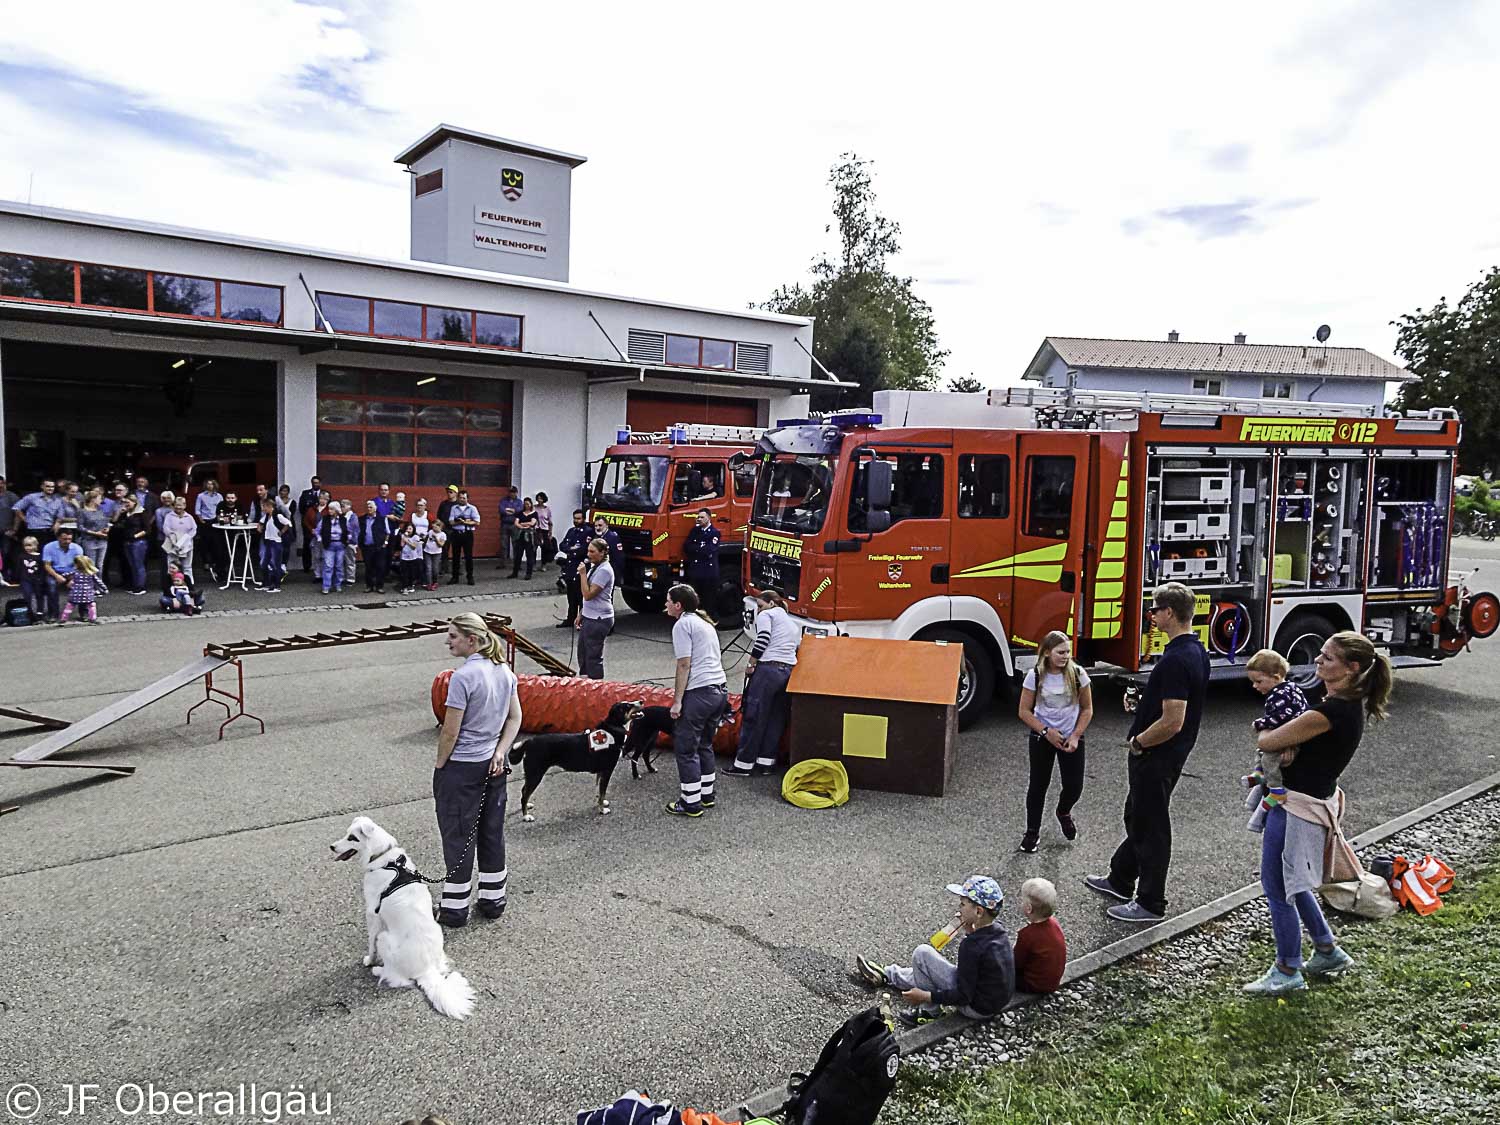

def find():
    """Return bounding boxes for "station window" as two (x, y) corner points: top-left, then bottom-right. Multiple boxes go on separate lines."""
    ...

(958, 454), (1010, 518)
(1262, 380), (1294, 399)
(848, 453), (945, 532)
(664, 333), (737, 370)
(316, 291), (522, 351)
(1192, 377), (1224, 396)
(0, 251), (284, 326)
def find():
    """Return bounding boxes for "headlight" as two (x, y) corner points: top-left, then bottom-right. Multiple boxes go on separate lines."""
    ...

(802, 625), (831, 637)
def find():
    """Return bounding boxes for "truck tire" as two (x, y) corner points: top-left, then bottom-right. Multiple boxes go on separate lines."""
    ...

(1273, 613), (1336, 690)
(622, 589), (665, 615)
(921, 627), (996, 731)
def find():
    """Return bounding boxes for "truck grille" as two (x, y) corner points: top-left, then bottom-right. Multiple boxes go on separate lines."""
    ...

(750, 550), (800, 599)
(617, 528), (654, 556)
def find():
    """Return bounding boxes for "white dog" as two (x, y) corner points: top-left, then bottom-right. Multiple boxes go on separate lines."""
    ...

(329, 816), (476, 1020)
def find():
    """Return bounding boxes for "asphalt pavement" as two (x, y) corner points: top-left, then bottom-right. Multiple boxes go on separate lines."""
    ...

(2, 542), (1499, 1123)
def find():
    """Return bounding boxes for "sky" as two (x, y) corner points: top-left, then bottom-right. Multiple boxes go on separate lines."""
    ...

(3, 0), (1498, 388)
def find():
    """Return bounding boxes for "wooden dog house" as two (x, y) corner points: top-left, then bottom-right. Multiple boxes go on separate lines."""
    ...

(785, 636), (962, 797)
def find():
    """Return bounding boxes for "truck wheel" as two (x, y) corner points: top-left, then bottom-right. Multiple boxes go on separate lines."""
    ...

(1273, 613), (1336, 690)
(923, 627), (996, 730)
(622, 589), (665, 615)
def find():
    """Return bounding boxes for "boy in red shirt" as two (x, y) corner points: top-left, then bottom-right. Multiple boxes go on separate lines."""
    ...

(1014, 877), (1067, 994)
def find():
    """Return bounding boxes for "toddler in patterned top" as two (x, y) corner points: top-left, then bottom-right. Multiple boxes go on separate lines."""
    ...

(60, 554), (107, 624)
(1243, 648), (1308, 828)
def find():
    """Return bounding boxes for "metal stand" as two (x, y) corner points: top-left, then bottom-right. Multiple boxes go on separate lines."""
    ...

(219, 525), (259, 591)
(186, 657), (265, 741)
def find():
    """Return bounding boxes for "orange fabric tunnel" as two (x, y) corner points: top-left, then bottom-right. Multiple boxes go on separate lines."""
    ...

(432, 670), (744, 755)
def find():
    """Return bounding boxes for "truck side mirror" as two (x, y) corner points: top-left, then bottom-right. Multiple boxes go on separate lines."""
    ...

(866, 459), (894, 510)
(866, 509), (892, 534)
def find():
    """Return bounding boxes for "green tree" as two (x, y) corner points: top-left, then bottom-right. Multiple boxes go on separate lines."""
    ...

(1393, 265), (1500, 473)
(760, 154), (947, 407)
(947, 374), (985, 393)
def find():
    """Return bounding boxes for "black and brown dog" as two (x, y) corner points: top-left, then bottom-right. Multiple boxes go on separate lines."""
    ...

(509, 699), (643, 821)
(622, 704), (676, 779)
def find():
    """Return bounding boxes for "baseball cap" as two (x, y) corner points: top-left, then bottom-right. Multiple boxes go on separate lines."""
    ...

(447, 484), (459, 493)
(945, 875), (1003, 912)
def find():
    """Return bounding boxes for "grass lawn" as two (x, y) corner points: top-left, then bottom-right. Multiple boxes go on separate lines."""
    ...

(890, 843), (1500, 1124)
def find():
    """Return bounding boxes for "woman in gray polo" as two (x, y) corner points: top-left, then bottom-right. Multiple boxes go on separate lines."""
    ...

(575, 537), (615, 679)
(434, 612), (523, 927)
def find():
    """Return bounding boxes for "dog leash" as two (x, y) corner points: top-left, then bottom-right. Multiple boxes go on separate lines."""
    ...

(407, 767), (506, 886)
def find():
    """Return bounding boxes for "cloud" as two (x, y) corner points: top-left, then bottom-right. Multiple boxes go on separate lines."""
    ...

(1123, 197), (1317, 240)
(1203, 143), (1251, 172)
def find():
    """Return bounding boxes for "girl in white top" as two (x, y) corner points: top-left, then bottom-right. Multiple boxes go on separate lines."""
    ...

(397, 521), (424, 593)
(1017, 630), (1093, 853)
(422, 519), (447, 591)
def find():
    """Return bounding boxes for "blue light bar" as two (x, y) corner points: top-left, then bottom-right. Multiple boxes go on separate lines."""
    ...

(616, 427), (631, 444)
(830, 412), (883, 428)
(775, 418), (815, 427)
(668, 425), (688, 444)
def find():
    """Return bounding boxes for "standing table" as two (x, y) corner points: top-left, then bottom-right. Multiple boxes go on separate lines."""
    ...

(217, 523), (261, 590)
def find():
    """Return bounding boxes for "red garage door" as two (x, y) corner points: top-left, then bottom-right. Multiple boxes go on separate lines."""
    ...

(627, 391), (758, 433)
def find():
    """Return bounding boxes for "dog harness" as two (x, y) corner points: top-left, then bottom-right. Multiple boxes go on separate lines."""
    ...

(375, 853), (425, 914)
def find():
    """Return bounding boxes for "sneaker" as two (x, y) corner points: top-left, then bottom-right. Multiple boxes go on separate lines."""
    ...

(664, 800), (703, 818)
(1083, 875), (1130, 902)
(722, 763), (757, 778)
(897, 1006), (942, 1028)
(1018, 831), (1040, 854)
(1241, 965), (1307, 995)
(855, 955), (887, 988)
(1106, 901), (1165, 924)
(1057, 811), (1078, 840)
(1305, 946), (1355, 978)
(700, 795), (716, 809)
(435, 910), (468, 929)
(477, 901), (506, 920)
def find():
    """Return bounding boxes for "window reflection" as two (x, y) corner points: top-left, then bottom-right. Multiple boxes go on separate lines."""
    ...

(427, 308), (472, 342)
(153, 274), (216, 316)
(219, 282), (281, 323)
(319, 293), (370, 333)
(474, 312), (520, 348)
(373, 299), (422, 338)
(80, 265), (148, 309)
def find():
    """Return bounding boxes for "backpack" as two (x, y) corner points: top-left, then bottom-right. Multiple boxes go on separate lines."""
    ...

(782, 1007), (899, 1125)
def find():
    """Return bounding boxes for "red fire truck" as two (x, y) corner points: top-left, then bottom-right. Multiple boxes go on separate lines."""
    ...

(589, 423), (760, 614)
(742, 390), (1499, 727)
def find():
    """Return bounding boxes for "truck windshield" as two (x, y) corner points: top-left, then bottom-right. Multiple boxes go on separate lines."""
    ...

(593, 456), (669, 513)
(752, 455), (836, 534)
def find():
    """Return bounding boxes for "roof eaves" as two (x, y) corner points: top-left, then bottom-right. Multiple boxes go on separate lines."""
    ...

(393, 124), (588, 168)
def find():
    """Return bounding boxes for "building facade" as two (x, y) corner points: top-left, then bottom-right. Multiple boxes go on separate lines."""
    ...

(0, 127), (822, 555)
(1023, 334), (1409, 410)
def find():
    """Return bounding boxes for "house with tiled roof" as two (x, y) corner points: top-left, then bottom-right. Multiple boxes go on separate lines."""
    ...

(1022, 332), (1412, 410)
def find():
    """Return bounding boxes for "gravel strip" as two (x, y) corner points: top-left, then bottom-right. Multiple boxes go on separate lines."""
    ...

(881, 789), (1500, 1121)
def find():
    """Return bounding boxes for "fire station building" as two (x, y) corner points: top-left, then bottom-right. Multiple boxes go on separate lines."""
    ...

(0, 125), (816, 555)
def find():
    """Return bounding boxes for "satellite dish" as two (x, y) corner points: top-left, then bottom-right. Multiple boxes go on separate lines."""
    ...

(1315, 324), (1331, 343)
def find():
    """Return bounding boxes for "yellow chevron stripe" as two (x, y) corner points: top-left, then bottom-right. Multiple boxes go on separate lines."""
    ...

(953, 541), (1068, 580)
(1090, 456), (1131, 637)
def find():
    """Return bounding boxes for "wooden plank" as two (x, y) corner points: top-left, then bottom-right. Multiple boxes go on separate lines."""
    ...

(1, 760), (136, 775)
(0, 706), (71, 731)
(8, 654), (229, 763)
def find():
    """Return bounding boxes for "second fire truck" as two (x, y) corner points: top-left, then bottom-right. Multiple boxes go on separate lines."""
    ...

(589, 423), (761, 614)
(742, 389), (1499, 727)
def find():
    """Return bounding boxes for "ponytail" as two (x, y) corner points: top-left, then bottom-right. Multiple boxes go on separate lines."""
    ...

(1328, 630), (1392, 721)
(450, 612), (507, 666)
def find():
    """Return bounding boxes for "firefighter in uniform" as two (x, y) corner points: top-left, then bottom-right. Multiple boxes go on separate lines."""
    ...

(556, 509), (592, 628)
(682, 508), (722, 620)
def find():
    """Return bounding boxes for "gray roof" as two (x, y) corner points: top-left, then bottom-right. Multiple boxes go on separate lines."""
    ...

(1025, 336), (1410, 382)
(394, 124), (588, 168)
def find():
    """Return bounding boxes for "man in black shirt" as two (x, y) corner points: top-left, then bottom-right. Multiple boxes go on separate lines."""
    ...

(1085, 581), (1209, 923)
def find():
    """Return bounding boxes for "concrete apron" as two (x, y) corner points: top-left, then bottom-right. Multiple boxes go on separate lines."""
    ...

(729, 768), (1500, 1120)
